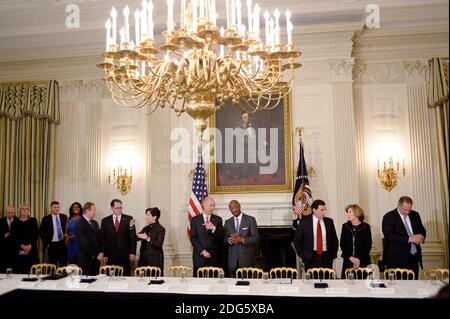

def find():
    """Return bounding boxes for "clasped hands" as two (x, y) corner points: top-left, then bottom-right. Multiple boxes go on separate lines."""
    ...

(20, 244), (32, 255)
(349, 256), (360, 268)
(228, 233), (244, 245)
(409, 234), (424, 245)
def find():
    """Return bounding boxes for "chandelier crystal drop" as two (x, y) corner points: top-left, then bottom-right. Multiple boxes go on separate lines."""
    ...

(97, 0), (301, 134)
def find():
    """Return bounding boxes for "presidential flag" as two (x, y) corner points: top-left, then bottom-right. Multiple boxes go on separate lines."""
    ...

(292, 139), (313, 221)
(187, 150), (208, 236)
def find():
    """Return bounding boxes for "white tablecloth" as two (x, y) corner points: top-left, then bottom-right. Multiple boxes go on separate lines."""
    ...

(0, 275), (445, 299)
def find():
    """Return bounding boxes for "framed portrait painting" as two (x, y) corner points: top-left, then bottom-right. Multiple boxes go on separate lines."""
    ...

(208, 94), (293, 193)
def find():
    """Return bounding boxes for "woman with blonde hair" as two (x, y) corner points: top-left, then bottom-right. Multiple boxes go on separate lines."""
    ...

(15, 204), (39, 274)
(340, 204), (372, 278)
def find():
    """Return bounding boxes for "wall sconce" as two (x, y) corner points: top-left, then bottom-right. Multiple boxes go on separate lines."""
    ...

(109, 166), (133, 196)
(377, 157), (406, 191)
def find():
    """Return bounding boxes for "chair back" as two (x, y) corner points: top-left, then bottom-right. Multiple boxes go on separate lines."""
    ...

(56, 265), (83, 276)
(306, 267), (336, 279)
(345, 267), (374, 280)
(100, 265), (124, 277)
(134, 266), (162, 277)
(30, 263), (56, 275)
(269, 267), (298, 279)
(168, 265), (193, 277)
(423, 268), (449, 281)
(236, 267), (263, 279)
(383, 268), (415, 280)
(197, 267), (224, 278)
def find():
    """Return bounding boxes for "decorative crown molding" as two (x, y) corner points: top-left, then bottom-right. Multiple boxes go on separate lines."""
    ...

(353, 27), (449, 62)
(59, 79), (106, 101)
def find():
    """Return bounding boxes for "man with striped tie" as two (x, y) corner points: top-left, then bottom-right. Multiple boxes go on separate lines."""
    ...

(39, 201), (68, 267)
(190, 197), (224, 276)
(382, 196), (426, 279)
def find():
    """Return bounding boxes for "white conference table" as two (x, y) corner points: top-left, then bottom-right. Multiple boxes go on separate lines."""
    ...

(0, 274), (445, 299)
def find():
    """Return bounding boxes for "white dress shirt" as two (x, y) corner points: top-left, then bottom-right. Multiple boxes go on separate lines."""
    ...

(312, 214), (327, 252)
(234, 213), (243, 233)
(113, 214), (122, 224)
(397, 209), (414, 235)
(202, 213), (216, 233)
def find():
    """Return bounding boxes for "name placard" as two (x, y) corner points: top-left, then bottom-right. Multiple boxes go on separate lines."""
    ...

(41, 282), (58, 289)
(72, 283), (89, 289)
(371, 288), (395, 295)
(417, 289), (435, 296)
(325, 288), (349, 295)
(148, 284), (170, 291)
(276, 285), (299, 293)
(17, 281), (36, 288)
(228, 285), (250, 292)
(108, 282), (128, 290)
(188, 284), (210, 292)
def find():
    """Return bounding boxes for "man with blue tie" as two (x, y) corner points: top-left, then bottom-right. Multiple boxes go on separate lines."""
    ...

(382, 196), (426, 279)
(224, 200), (259, 277)
(39, 201), (68, 267)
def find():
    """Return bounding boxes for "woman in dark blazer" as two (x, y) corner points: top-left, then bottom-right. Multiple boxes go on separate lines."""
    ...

(340, 204), (372, 279)
(136, 207), (165, 273)
(15, 204), (39, 274)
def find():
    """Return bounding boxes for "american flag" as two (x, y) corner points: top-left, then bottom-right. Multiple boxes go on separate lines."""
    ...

(187, 152), (208, 236)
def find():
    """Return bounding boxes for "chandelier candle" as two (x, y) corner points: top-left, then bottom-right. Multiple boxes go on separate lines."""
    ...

(97, 0), (301, 136)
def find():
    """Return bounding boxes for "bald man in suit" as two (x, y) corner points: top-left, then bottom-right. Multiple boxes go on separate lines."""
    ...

(224, 200), (259, 277)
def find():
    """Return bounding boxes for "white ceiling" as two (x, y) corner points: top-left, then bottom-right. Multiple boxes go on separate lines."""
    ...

(0, 0), (448, 62)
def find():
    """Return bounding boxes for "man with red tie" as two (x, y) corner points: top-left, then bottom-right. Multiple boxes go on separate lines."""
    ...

(293, 199), (339, 271)
(100, 199), (136, 276)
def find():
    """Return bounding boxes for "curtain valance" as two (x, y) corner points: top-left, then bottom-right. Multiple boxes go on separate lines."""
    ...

(0, 80), (60, 123)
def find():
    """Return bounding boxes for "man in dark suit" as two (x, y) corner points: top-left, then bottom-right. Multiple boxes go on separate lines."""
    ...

(224, 200), (259, 277)
(39, 201), (68, 267)
(75, 202), (103, 275)
(382, 196), (426, 279)
(101, 199), (136, 276)
(0, 205), (18, 272)
(293, 199), (339, 271)
(190, 197), (224, 276)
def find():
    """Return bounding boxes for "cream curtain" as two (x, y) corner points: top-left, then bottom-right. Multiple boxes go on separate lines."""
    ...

(428, 57), (449, 265)
(0, 80), (60, 221)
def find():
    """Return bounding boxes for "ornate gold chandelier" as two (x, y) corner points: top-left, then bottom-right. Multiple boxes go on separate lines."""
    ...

(97, 0), (301, 134)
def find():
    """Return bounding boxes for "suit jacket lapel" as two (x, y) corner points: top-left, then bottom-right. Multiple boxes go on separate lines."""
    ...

(307, 216), (314, 247)
(409, 213), (418, 233)
(394, 211), (408, 236)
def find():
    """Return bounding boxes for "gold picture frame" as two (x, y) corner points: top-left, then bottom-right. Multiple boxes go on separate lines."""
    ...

(208, 93), (293, 193)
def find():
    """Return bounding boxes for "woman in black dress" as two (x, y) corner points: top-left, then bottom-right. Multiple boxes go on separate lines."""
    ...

(136, 207), (165, 273)
(15, 204), (39, 274)
(340, 204), (372, 279)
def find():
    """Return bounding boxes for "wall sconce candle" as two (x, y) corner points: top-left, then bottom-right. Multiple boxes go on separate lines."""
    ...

(109, 165), (133, 196)
(377, 157), (406, 191)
